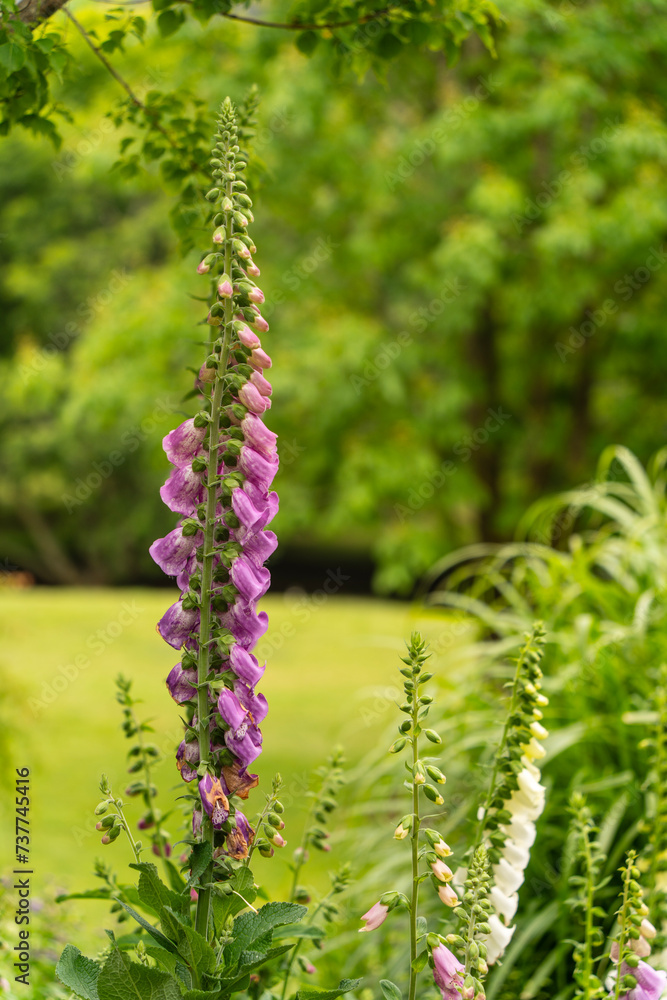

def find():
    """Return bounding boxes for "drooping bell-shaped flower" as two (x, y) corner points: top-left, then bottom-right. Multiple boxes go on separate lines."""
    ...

(358, 901), (389, 932)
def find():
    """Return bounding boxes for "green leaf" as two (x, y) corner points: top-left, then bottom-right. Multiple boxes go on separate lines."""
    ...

(380, 982), (402, 1000)
(411, 950), (429, 973)
(55, 889), (112, 903)
(224, 902), (307, 970)
(174, 923), (216, 976)
(130, 863), (189, 919)
(97, 948), (181, 1000)
(185, 840), (213, 889)
(114, 899), (180, 955)
(56, 945), (101, 1000)
(211, 865), (257, 932)
(143, 946), (190, 986)
(157, 9), (184, 37)
(296, 31), (319, 55)
(297, 980), (362, 1000)
(272, 924), (325, 941)
(0, 41), (25, 74)
(162, 859), (186, 893)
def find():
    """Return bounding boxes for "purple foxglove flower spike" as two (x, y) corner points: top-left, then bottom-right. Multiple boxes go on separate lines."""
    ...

(149, 99), (278, 903)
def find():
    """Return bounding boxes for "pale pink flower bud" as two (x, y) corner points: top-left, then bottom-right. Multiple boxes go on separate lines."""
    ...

(248, 287), (265, 305)
(197, 260), (210, 274)
(213, 226), (225, 244)
(438, 884), (459, 907)
(272, 832), (286, 848)
(431, 860), (453, 882)
(249, 348), (272, 370)
(359, 901), (389, 932)
(641, 919), (657, 939)
(246, 262), (261, 277)
(251, 311), (269, 333)
(433, 838), (453, 858)
(238, 325), (261, 349)
(250, 371), (272, 397)
(217, 278), (233, 298)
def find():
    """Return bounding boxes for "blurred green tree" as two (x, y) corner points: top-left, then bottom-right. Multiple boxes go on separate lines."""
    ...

(1, 1), (666, 591)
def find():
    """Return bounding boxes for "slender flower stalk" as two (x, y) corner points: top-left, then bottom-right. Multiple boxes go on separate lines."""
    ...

(569, 794), (606, 1000)
(150, 97), (278, 940)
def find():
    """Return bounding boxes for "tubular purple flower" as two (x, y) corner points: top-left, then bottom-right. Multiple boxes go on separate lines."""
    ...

(199, 775), (230, 829)
(231, 555), (271, 602)
(229, 645), (265, 687)
(239, 446), (279, 490)
(241, 413), (277, 457)
(160, 465), (204, 516)
(158, 600), (199, 649)
(432, 943), (466, 1000)
(150, 527), (199, 578)
(163, 419), (207, 467)
(224, 810), (254, 859)
(176, 740), (200, 782)
(618, 960), (667, 1000)
(166, 662), (197, 704)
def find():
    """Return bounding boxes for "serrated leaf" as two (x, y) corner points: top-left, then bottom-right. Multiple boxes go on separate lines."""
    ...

(56, 945), (100, 1000)
(143, 946), (190, 986)
(224, 902), (307, 970)
(297, 979), (362, 1000)
(185, 841), (213, 889)
(380, 981), (402, 1000)
(97, 948), (181, 1000)
(130, 863), (189, 920)
(114, 899), (180, 955)
(175, 923), (216, 976)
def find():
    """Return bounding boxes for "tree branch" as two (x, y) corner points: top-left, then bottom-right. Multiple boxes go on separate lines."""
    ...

(63, 6), (181, 152)
(219, 5), (395, 30)
(16, 0), (68, 25)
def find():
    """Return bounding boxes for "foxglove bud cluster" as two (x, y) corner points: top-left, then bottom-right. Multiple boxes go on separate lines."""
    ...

(476, 624), (548, 964)
(443, 847), (493, 998)
(607, 851), (666, 1000)
(150, 97), (277, 866)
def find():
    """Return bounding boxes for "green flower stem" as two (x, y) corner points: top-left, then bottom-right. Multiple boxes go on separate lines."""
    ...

(580, 823), (597, 1000)
(280, 886), (336, 1000)
(194, 158), (234, 943)
(649, 679), (667, 909)
(408, 703), (421, 1000)
(613, 864), (632, 1000)
(111, 795), (142, 865)
(127, 700), (166, 860)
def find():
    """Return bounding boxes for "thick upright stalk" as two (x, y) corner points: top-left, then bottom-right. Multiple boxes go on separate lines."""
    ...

(580, 827), (595, 1000)
(408, 701), (421, 1000)
(194, 170), (234, 942)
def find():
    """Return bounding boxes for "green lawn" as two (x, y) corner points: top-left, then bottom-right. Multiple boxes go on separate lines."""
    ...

(0, 588), (463, 954)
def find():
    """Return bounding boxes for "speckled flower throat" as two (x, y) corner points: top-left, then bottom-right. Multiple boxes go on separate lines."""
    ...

(150, 98), (277, 919)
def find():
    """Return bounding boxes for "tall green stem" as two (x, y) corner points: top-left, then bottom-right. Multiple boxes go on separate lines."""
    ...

(194, 164), (234, 943)
(408, 700), (421, 1000)
(580, 825), (595, 1000)
(612, 866), (631, 1000)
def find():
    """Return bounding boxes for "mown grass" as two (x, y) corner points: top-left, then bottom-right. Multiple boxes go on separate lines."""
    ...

(0, 587), (461, 955)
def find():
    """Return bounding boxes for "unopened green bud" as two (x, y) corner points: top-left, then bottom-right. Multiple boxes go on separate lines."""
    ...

(424, 729), (442, 744)
(94, 800), (111, 816)
(389, 737), (408, 754)
(205, 188), (220, 202)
